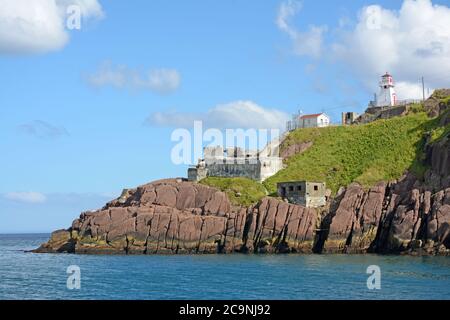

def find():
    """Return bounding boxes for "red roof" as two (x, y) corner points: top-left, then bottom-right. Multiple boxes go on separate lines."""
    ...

(300, 113), (324, 119)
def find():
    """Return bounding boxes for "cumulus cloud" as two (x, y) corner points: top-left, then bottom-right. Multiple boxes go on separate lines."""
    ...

(396, 81), (430, 100)
(331, 0), (450, 99)
(0, 0), (103, 54)
(87, 61), (181, 94)
(276, 0), (328, 58)
(147, 101), (289, 130)
(18, 120), (69, 139)
(4, 192), (47, 204)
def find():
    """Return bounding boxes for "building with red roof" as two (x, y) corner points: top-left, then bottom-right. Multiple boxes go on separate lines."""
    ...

(286, 112), (330, 131)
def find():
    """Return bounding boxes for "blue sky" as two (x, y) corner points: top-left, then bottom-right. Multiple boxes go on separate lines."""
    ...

(1, 0), (449, 232)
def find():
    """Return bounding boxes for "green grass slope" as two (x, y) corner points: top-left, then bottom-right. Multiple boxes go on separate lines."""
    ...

(200, 103), (450, 206)
(200, 177), (268, 206)
(264, 112), (438, 194)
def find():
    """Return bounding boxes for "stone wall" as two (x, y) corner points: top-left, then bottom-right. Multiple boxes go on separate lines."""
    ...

(305, 195), (327, 208)
(379, 105), (408, 119)
(188, 167), (208, 182)
(277, 181), (326, 208)
(356, 105), (409, 124)
(188, 156), (283, 182)
(259, 157), (284, 181)
(206, 162), (261, 180)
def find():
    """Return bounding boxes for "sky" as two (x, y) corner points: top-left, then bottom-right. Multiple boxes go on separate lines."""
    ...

(1, 0), (450, 232)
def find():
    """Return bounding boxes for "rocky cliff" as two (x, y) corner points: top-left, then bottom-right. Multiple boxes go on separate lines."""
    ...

(35, 112), (450, 256)
(35, 176), (450, 256)
(319, 176), (450, 255)
(35, 178), (319, 254)
(318, 109), (450, 255)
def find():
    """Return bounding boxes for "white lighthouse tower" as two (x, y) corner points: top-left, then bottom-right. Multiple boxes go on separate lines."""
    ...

(376, 72), (397, 107)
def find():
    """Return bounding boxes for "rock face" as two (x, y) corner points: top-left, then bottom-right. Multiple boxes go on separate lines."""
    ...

(35, 179), (319, 254)
(35, 176), (450, 255)
(425, 136), (450, 191)
(424, 89), (450, 117)
(324, 176), (450, 255)
(280, 141), (313, 160)
(319, 108), (450, 255)
(320, 182), (387, 254)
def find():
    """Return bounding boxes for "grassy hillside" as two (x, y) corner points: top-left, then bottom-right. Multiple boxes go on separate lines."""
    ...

(200, 177), (268, 206)
(265, 112), (437, 194)
(201, 105), (449, 206)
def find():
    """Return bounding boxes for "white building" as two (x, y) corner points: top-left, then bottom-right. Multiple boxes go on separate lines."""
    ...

(188, 145), (283, 182)
(376, 72), (397, 107)
(286, 113), (330, 131)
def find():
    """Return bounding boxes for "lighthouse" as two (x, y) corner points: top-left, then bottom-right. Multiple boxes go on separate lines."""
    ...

(376, 72), (397, 107)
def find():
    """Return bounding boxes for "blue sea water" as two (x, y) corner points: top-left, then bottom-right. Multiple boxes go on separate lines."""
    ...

(0, 234), (449, 300)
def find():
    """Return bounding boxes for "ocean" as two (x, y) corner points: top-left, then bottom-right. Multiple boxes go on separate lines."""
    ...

(0, 234), (449, 300)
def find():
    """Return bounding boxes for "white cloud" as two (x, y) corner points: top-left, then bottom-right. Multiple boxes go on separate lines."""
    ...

(1, 191), (114, 206)
(87, 61), (181, 94)
(18, 120), (69, 139)
(147, 101), (289, 130)
(277, 0), (303, 37)
(396, 81), (432, 100)
(4, 192), (47, 204)
(57, 0), (103, 19)
(0, 0), (103, 54)
(331, 0), (450, 99)
(142, 69), (181, 94)
(276, 0), (328, 58)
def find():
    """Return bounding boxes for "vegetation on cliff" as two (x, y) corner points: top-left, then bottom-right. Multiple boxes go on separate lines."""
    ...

(265, 112), (436, 194)
(201, 91), (450, 205)
(204, 113), (439, 203)
(200, 177), (267, 206)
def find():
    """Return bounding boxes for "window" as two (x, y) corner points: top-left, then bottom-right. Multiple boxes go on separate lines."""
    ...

(314, 185), (319, 191)
(289, 186), (294, 192)
(297, 186), (302, 191)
